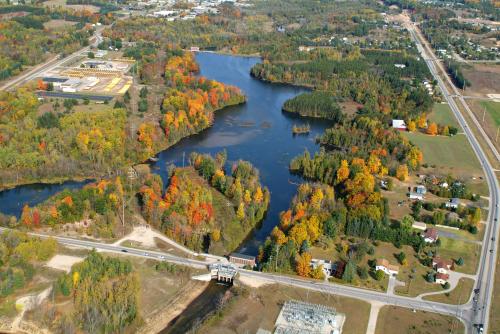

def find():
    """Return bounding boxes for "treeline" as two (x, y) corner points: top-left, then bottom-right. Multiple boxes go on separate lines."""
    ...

(0, 230), (57, 297)
(139, 152), (269, 254)
(290, 117), (422, 185)
(445, 61), (471, 89)
(251, 49), (433, 121)
(55, 250), (139, 333)
(132, 49), (245, 162)
(11, 178), (126, 239)
(283, 91), (344, 122)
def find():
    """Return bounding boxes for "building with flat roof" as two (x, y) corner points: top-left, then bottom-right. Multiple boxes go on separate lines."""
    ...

(229, 253), (256, 267)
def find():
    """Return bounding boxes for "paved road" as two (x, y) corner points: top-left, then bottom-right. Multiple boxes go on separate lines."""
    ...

(406, 19), (500, 333)
(0, 27), (105, 92)
(409, 21), (500, 163)
(0, 226), (471, 329)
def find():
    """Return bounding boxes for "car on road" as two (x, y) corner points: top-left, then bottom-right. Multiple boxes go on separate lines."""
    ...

(121, 249), (128, 253)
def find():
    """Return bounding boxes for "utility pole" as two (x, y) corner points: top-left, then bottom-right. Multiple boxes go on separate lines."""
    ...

(482, 107), (486, 123)
(496, 127), (499, 142)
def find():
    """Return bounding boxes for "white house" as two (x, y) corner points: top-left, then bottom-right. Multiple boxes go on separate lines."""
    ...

(409, 192), (424, 201)
(415, 185), (427, 195)
(423, 228), (439, 243)
(376, 259), (399, 276)
(392, 119), (407, 131)
(435, 273), (449, 285)
(445, 198), (460, 209)
(310, 259), (333, 278)
(433, 256), (454, 274)
(412, 221), (427, 230)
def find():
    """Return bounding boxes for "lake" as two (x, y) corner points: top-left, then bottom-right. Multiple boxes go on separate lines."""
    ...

(0, 52), (331, 254)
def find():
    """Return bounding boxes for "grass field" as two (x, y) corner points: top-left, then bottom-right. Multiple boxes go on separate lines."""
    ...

(479, 101), (500, 127)
(375, 306), (464, 334)
(200, 284), (371, 334)
(403, 132), (482, 176)
(437, 237), (480, 275)
(423, 278), (475, 305)
(429, 103), (459, 127)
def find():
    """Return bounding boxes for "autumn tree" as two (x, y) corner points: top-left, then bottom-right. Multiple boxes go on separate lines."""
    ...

(427, 122), (438, 136)
(396, 164), (409, 181)
(336, 159), (350, 183)
(295, 252), (312, 277)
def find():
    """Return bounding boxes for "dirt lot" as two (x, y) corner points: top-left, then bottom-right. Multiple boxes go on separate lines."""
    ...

(43, 0), (100, 13)
(375, 306), (464, 334)
(43, 19), (77, 30)
(461, 63), (500, 98)
(200, 284), (371, 334)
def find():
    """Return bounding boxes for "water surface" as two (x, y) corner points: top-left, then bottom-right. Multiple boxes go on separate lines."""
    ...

(0, 53), (331, 254)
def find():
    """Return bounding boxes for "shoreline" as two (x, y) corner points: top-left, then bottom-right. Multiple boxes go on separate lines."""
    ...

(0, 99), (246, 194)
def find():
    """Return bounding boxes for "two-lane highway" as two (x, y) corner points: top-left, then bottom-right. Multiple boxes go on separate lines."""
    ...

(406, 19), (500, 333)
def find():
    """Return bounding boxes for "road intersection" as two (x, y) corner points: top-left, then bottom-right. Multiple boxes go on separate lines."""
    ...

(0, 16), (498, 334)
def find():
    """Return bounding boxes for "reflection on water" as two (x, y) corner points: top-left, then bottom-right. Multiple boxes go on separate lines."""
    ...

(0, 53), (331, 256)
(150, 53), (332, 255)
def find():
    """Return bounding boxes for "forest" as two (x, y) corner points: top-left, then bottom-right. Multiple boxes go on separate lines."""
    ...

(129, 49), (245, 163)
(55, 250), (139, 333)
(0, 230), (57, 297)
(139, 152), (269, 254)
(0, 89), (127, 188)
(11, 177), (127, 239)
(283, 91), (344, 122)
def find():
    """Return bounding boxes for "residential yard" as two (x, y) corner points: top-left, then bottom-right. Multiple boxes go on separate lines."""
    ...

(310, 237), (445, 296)
(199, 284), (371, 334)
(423, 278), (475, 305)
(375, 306), (464, 334)
(403, 132), (482, 177)
(428, 103), (459, 127)
(437, 237), (480, 275)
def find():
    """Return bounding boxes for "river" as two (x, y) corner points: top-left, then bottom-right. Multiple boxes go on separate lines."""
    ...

(0, 52), (331, 254)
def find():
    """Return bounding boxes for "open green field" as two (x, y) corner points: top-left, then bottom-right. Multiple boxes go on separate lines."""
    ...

(437, 237), (480, 275)
(423, 278), (475, 305)
(403, 132), (482, 176)
(429, 103), (459, 127)
(479, 101), (500, 127)
(375, 306), (464, 334)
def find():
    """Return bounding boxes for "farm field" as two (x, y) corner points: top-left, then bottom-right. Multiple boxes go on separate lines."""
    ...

(403, 132), (482, 177)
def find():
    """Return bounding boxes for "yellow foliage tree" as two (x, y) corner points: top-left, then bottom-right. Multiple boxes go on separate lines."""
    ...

(211, 229), (221, 242)
(254, 186), (264, 203)
(73, 271), (80, 287)
(396, 164), (409, 181)
(236, 202), (245, 220)
(271, 226), (287, 246)
(407, 120), (417, 132)
(336, 159), (350, 183)
(295, 252), (312, 277)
